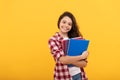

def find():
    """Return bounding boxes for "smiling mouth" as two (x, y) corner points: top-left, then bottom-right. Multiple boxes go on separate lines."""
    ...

(63, 28), (69, 31)
(62, 26), (68, 29)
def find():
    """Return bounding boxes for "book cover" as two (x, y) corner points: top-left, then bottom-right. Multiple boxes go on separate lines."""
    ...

(67, 39), (89, 56)
(62, 38), (90, 67)
(62, 39), (69, 55)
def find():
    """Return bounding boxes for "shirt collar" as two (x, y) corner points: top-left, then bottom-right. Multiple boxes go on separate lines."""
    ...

(55, 32), (63, 41)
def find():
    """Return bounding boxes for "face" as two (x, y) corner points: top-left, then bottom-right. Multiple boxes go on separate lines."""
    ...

(59, 16), (72, 33)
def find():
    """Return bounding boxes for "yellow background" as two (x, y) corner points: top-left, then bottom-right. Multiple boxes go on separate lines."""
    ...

(0, 0), (120, 80)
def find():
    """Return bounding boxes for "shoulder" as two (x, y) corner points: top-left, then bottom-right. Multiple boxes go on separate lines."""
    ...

(48, 32), (62, 41)
(48, 32), (58, 44)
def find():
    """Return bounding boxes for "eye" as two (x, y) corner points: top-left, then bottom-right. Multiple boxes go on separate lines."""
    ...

(62, 20), (66, 24)
(68, 23), (72, 26)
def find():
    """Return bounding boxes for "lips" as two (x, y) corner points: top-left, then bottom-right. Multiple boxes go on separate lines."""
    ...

(61, 26), (69, 31)
(63, 27), (69, 31)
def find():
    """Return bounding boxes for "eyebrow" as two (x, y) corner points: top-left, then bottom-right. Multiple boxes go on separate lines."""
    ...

(62, 20), (72, 23)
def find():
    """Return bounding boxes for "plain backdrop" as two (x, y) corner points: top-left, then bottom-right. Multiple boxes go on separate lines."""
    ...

(0, 0), (120, 80)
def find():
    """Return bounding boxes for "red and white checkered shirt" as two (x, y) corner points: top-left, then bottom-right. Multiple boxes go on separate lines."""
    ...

(48, 32), (88, 80)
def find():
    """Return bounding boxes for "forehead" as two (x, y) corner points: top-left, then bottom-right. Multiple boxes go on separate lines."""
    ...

(61, 16), (72, 22)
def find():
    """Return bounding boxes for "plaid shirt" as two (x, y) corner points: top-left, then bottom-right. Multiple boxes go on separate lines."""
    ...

(48, 32), (88, 80)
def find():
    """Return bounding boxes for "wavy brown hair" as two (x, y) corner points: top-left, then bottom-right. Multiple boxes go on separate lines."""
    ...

(57, 11), (83, 38)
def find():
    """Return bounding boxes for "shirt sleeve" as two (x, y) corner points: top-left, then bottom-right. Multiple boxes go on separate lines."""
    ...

(48, 38), (64, 62)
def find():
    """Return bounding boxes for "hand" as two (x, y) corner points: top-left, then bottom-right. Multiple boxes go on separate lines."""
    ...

(80, 51), (89, 59)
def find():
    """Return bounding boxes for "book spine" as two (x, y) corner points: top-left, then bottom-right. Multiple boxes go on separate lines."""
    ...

(67, 40), (70, 56)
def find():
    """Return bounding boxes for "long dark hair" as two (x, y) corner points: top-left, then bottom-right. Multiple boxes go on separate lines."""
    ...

(57, 11), (83, 38)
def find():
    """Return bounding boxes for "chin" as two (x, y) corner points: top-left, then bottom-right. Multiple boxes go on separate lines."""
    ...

(61, 31), (67, 34)
(63, 30), (69, 33)
(61, 29), (70, 33)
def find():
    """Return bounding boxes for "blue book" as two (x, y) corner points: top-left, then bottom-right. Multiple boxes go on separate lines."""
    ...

(67, 39), (90, 56)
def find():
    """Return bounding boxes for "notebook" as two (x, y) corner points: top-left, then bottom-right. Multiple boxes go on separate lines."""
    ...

(67, 39), (89, 56)
(62, 38), (90, 67)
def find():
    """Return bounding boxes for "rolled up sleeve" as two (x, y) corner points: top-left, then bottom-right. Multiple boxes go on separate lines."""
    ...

(48, 39), (64, 62)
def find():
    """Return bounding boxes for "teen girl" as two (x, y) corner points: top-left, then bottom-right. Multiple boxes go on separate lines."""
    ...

(48, 11), (89, 80)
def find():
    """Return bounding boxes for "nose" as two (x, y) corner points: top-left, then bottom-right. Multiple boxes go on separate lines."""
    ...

(65, 23), (69, 27)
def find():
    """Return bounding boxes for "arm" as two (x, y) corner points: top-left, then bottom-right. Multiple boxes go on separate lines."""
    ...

(72, 59), (88, 67)
(48, 38), (89, 66)
(59, 55), (84, 64)
(59, 51), (89, 65)
(72, 61), (87, 67)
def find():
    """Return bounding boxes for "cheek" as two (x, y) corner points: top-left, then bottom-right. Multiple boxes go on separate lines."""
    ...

(58, 23), (62, 28)
(60, 23), (64, 26)
(69, 26), (72, 29)
(59, 23), (64, 28)
(59, 25), (63, 30)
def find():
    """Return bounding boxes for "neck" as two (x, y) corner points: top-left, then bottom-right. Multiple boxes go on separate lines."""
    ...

(59, 31), (68, 38)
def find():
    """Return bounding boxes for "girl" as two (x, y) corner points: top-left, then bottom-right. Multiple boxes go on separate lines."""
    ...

(48, 11), (89, 80)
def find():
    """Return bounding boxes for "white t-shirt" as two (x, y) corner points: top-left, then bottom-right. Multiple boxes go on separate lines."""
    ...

(63, 37), (81, 76)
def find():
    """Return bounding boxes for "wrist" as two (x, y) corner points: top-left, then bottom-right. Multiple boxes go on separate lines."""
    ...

(79, 55), (84, 60)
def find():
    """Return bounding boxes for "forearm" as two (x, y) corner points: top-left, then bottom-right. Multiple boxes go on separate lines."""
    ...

(59, 55), (84, 64)
(72, 60), (87, 67)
